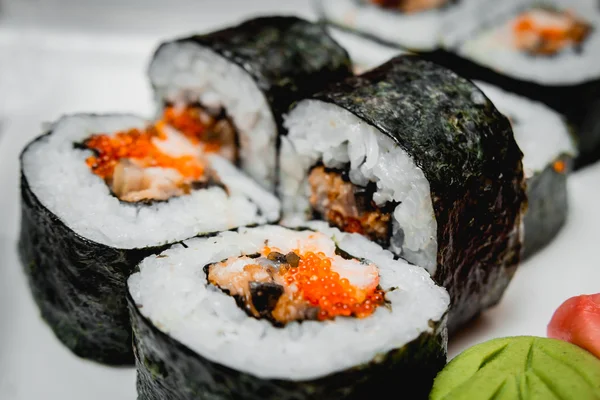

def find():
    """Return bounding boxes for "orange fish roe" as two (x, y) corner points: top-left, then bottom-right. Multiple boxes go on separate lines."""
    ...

(553, 159), (567, 174)
(282, 251), (385, 320)
(85, 106), (233, 183)
(513, 10), (591, 55)
(162, 106), (207, 143)
(85, 126), (205, 180)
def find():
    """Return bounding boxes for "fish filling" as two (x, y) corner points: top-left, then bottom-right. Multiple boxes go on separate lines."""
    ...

(207, 247), (386, 326)
(512, 8), (592, 56)
(367, 0), (449, 13)
(308, 166), (393, 246)
(82, 106), (238, 202)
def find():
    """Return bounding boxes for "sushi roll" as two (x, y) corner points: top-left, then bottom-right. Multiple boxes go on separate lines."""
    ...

(128, 223), (450, 399)
(314, 0), (459, 52)
(18, 113), (280, 365)
(435, 0), (600, 169)
(475, 81), (576, 259)
(148, 16), (353, 191)
(279, 55), (527, 333)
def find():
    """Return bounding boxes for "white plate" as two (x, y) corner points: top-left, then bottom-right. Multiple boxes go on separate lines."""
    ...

(1, 4), (600, 399)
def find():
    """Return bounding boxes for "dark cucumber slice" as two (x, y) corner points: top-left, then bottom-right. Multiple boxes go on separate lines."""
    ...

(128, 291), (447, 400)
(522, 154), (572, 260)
(152, 16), (353, 134)
(18, 134), (169, 365)
(306, 55), (526, 334)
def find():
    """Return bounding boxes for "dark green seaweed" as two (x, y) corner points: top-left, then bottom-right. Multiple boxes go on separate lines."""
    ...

(18, 133), (170, 365)
(522, 154), (571, 259)
(302, 55), (526, 334)
(129, 291), (447, 400)
(423, 50), (600, 170)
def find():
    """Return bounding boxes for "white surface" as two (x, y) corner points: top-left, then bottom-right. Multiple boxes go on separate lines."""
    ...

(1, 2), (599, 399)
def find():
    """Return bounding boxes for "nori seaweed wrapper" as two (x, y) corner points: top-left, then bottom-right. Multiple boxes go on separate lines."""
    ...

(128, 291), (447, 400)
(302, 55), (526, 334)
(151, 15), (353, 134)
(18, 134), (169, 365)
(522, 154), (571, 260)
(423, 50), (600, 170)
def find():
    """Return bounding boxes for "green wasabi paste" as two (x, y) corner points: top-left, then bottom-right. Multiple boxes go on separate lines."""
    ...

(430, 336), (600, 400)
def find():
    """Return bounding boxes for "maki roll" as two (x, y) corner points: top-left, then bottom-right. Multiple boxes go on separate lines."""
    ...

(279, 55), (526, 333)
(315, 0), (459, 52)
(148, 16), (353, 191)
(128, 223), (450, 399)
(18, 113), (280, 364)
(435, 0), (600, 169)
(476, 81), (576, 259)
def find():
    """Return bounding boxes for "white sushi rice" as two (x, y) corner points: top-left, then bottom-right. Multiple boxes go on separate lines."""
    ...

(476, 81), (576, 178)
(317, 0), (457, 51)
(280, 100), (438, 274)
(149, 42), (278, 191)
(21, 114), (281, 249)
(443, 0), (600, 85)
(128, 223), (449, 380)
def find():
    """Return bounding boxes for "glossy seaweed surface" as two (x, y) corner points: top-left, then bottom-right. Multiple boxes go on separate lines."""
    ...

(18, 136), (169, 365)
(129, 291), (447, 400)
(522, 154), (571, 260)
(306, 55), (527, 334)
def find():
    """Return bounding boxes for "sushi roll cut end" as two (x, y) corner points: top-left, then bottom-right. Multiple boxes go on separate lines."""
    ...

(316, 0), (457, 51)
(207, 244), (386, 324)
(511, 8), (591, 56)
(82, 106), (237, 203)
(129, 224), (450, 399)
